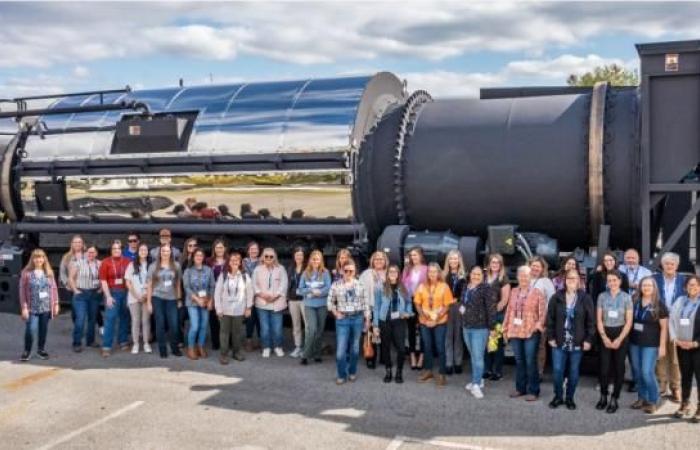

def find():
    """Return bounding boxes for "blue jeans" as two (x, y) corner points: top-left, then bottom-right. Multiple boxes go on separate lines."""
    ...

(72, 289), (100, 347)
(257, 308), (284, 349)
(511, 332), (541, 396)
(187, 306), (210, 347)
(24, 312), (50, 352)
(463, 327), (489, 385)
(485, 312), (505, 376)
(304, 306), (328, 360)
(335, 314), (364, 379)
(552, 347), (583, 400)
(102, 290), (130, 350)
(153, 297), (179, 354)
(630, 344), (660, 404)
(421, 324), (447, 374)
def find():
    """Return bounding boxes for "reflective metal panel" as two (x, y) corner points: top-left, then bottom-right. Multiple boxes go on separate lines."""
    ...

(22, 170), (353, 220)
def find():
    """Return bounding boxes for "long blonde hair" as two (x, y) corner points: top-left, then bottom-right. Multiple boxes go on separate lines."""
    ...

(334, 248), (354, 273)
(368, 251), (388, 271)
(25, 248), (55, 278)
(442, 250), (466, 279)
(61, 234), (84, 266)
(634, 276), (662, 321)
(304, 249), (328, 277)
(485, 253), (507, 283)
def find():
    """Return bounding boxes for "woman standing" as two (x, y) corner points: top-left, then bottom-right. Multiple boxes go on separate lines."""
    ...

(178, 237), (198, 350)
(60, 235), (85, 294)
(589, 251), (630, 304)
(669, 275), (700, 422)
(359, 251), (388, 369)
(183, 248), (215, 360)
(19, 249), (60, 361)
(252, 248), (288, 358)
(503, 265), (546, 401)
(484, 253), (511, 381)
(207, 238), (228, 351)
(461, 266), (497, 399)
(287, 247), (306, 358)
(147, 245), (182, 358)
(596, 270), (633, 413)
(414, 263), (455, 387)
(629, 277), (668, 414)
(373, 265), (413, 383)
(214, 252), (253, 364)
(99, 240), (132, 357)
(443, 250), (466, 375)
(125, 244), (151, 354)
(332, 248), (354, 282)
(552, 256), (587, 292)
(243, 241), (261, 352)
(328, 261), (370, 384)
(546, 269), (595, 410)
(68, 245), (101, 352)
(402, 247), (428, 371)
(298, 250), (332, 365)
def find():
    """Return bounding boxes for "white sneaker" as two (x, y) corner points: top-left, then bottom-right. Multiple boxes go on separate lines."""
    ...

(465, 383), (473, 391)
(143, 343), (152, 354)
(262, 348), (271, 358)
(131, 344), (139, 355)
(470, 385), (484, 399)
(274, 347), (285, 357)
(290, 347), (302, 358)
(99, 327), (104, 336)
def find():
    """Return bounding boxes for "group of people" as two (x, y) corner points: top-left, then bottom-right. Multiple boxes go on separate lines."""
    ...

(17, 232), (700, 422)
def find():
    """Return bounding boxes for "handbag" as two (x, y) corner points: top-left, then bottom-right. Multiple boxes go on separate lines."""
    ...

(363, 331), (375, 360)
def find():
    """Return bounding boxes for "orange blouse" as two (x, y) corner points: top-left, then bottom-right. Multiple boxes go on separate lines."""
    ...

(503, 286), (546, 339)
(413, 281), (455, 326)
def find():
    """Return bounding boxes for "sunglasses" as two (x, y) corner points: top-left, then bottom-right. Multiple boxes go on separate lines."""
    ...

(128, 239), (139, 243)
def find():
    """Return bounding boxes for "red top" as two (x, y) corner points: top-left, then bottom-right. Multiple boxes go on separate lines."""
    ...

(98, 256), (132, 291)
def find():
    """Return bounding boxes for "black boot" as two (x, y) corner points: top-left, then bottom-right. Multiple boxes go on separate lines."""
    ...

(606, 397), (619, 414)
(445, 366), (454, 375)
(395, 368), (403, 384)
(383, 368), (393, 383)
(596, 394), (608, 410)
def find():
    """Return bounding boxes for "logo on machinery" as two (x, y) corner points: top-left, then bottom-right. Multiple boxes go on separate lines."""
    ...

(128, 125), (142, 136)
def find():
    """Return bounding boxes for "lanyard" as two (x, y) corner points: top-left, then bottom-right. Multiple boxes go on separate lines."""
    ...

(565, 293), (577, 319)
(635, 301), (653, 322)
(111, 258), (124, 281)
(627, 266), (640, 284)
(449, 273), (460, 295)
(32, 271), (49, 292)
(664, 277), (677, 303)
(226, 272), (242, 297)
(427, 284), (439, 310)
(681, 298), (700, 320)
(267, 268), (274, 290)
(462, 286), (476, 305)
(516, 288), (531, 319)
(191, 267), (206, 291)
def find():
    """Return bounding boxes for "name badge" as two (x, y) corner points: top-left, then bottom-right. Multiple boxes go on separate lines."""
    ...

(513, 318), (523, 326)
(340, 305), (354, 313)
(39, 291), (49, 299)
(459, 305), (466, 315)
(390, 311), (400, 320)
(633, 323), (644, 332)
(164, 280), (172, 287)
(680, 318), (691, 327)
(197, 290), (207, 298)
(608, 310), (619, 319)
(115, 278), (123, 285)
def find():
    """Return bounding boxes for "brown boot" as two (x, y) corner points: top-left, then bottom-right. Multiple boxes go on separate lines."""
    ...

(244, 339), (254, 353)
(674, 402), (691, 419)
(219, 354), (229, 365)
(692, 404), (700, 423)
(435, 374), (447, 387)
(642, 402), (657, 414)
(198, 345), (208, 359)
(187, 347), (199, 360)
(418, 370), (434, 383)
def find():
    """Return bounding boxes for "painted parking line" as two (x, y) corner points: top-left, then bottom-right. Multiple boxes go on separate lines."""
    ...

(36, 401), (145, 450)
(3, 368), (61, 391)
(386, 435), (500, 450)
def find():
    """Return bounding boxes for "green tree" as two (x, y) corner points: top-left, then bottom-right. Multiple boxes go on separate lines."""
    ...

(567, 64), (639, 87)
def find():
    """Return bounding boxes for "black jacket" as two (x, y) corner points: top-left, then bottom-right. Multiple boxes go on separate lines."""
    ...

(460, 283), (498, 329)
(287, 265), (303, 301)
(445, 272), (466, 300)
(546, 289), (596, 347)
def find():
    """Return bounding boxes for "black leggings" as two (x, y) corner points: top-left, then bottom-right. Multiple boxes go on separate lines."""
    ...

(677, 347), (700, 403)
(380, 319), (407, 370)
(599, 326), (629, 398)
(407, 315), (420, 355)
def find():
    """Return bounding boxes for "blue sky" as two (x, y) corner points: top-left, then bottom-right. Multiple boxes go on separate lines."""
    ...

(1, 1), (699, 99)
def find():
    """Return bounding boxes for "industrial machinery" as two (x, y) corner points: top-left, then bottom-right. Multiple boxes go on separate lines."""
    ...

(1, 39), (700, 312)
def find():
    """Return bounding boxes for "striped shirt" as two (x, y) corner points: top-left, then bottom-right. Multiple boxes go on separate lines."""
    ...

(71, 258), (101, 290)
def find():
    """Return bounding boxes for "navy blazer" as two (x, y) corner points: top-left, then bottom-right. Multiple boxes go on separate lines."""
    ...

(653, 272), (686, 307)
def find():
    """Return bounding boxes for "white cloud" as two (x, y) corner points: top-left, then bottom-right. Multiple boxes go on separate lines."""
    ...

(73, 65), (89, 78)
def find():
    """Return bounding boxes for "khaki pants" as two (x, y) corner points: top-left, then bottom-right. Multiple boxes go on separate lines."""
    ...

(219, 315), (244, 357)
(656, 334), (681, 393)
(128, 302), (151, 346)
(288, 301), (306, 348)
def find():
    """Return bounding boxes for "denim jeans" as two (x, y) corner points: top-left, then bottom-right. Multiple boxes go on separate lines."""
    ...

(257, 308), (284, 349)
(153, 297), (179, 354)
(421, 324), (447, 374)
(72, 288), (100, 347)
(551, 347), (583, 400)
(630, 344), (660, 404)
(511, 332), (541, 396)
(24, 312), (50, 353)
(187, 306), (210, 347)
(303, 306), (327, 360)
(463, 327), (489, 385)
(484, 311), (505, 376)
(102, 290), (130, 350)
(335, 314), (364, 379)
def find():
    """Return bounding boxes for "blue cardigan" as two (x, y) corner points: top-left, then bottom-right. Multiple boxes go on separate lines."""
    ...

(373, 285), (414, 327)
(297, 270), (332, 308)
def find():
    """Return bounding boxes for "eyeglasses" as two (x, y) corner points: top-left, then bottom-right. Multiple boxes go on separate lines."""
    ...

(263, 255), (274, 259)
(187, 244), (196, 248)
(344, 269), (355, 274)
(128, 239), (138, 243)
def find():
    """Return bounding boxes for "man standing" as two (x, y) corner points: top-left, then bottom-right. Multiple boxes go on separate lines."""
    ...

(150, 228), (182, 261)
(653, 252), (686, 403)
(619, 249), (652, 296)
(122, 233), (140, 261)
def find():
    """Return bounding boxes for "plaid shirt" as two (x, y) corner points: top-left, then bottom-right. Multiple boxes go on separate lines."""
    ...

(327, 279), (370, 318)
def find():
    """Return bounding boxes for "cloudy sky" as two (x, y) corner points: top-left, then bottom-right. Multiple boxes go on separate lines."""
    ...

(1, 1), (699, 99)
